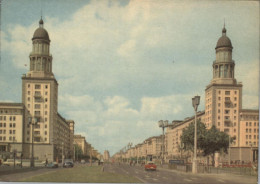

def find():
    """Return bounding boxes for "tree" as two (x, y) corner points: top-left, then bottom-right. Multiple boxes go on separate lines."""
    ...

(74, 144), (83, 161)
(181, 121), (231, 167)
(201, 125), (231, 166)
(180, 120), (207, 152)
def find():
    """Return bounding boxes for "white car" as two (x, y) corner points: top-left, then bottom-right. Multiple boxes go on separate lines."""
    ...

(3, 159), (21, 166)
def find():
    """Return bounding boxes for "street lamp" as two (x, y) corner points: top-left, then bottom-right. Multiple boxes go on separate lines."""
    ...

(28, 116), (38, 168)
(158, 120), (168, 165)
(192, 95), (200, 174)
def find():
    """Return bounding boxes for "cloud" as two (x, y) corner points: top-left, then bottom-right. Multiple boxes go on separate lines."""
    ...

(1, 0), (259, 155)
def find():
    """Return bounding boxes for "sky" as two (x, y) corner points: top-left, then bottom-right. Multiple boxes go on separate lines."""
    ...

(0, 0), (259, 155)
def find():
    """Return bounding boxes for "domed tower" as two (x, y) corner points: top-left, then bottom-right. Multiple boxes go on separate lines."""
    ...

(22, 18), (58, 161)
(211, 25), (236, 85)
(204, 25), (242, 149)
(28, 18), (53, 78)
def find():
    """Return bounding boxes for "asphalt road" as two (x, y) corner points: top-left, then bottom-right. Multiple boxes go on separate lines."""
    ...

(104, 163), (257, 184)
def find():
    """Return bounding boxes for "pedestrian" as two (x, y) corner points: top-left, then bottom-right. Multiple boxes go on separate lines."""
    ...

(45, 158), (48, 167)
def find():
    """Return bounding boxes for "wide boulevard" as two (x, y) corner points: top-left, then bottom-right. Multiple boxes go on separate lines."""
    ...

(105, 163), (257, 184)
(0, 163), (257, 184)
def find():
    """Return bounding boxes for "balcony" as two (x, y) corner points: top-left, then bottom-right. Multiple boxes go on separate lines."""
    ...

(224, 99), (232, 104)
(224, 116), (231, 123)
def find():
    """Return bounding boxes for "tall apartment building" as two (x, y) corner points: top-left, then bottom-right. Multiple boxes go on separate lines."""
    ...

(165, 26), (258, 163)
(0, 18), (75, 162)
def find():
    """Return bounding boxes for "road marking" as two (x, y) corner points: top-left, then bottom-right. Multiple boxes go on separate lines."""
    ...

(184, 179), (193, 182)
(152, 178), (158, 181)
(218, 179), (225, 183)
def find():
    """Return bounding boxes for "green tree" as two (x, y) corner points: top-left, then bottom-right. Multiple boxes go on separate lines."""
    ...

(201, 125), (231, 166)
(181, 122), (231, 167)
(180, 120), (207, 152)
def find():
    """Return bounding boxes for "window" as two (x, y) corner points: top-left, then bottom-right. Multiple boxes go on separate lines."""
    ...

(0, 137), (2, 141)
(9, 130), (12, 134)
(225, 110), (229, 114)
(234, 129), (236, 133)
(13, 116), (16, 121)
(234, 91), (237, 95)
(27, 138), (30, 141)
(254, 135), (256, 139)
(249, 122), (252, 126)
(218, 91), (221, 94)
(246, 135), (248, 139)
(35, 104), (41, 109)
(246, 129), (248, 133)
(234, 110), (237, 113)
(45, 92), (48, 95)
(45, 85), (48, 89)
(218, 109), (220, 113)
(45, 138), (47, 141)
(9, 123), (12, 128)
(218, 103), (221, 107)
(9, 136), (12, 141)
(13, 123), (16, 128)
(0, 130), (2, 134)
(45, 98), (48, 102)
(254, 129), (256, 133)
(234, 116), (236, 120)
(0, 123), (2, 127)
(218, 97), (221, 100)
(225, 91), (230, 95)
(249, 135), (252, 139)
(27, 97), (30, 102)
(246, 122), (248, 126)
(45, 131), (47, 135)
(45, 104), (47, 108)
(45, 118), (47, 122)
(27, 131), (30, 135)
(35, 84), (41, 89)
(3, 130), (6, 134)
(234, 103), (237, 107)
(234, 97), (237, 101)
(45, 111), (47, 115)
(28, 91), (30, 95)
(28, 104), (30, 108)
(0, 116), (2, 120)
(3, 136), (5, 141)
(254, 122), (256, 126)
(9, 116), (12, 121)
(28, 84), (30, 88)
(218, 116), (220, 120)
(218, 122), (220, 126)
(13, 130), (15, 134)
(45, 124), (47, 128)
(3, 123), (6, 127)
(249, 129), (252, 133)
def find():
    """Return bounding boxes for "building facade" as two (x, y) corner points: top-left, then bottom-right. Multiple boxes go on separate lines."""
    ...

(0, 19), (75, 162)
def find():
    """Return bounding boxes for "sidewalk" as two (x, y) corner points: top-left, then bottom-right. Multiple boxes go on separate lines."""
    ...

(0, 165), (43, 176)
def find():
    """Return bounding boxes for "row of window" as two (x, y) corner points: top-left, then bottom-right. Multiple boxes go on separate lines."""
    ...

(26, 137), (48, 142)
(246, 141), (258, 146)
(218, 90), (238, 95)
(0, 116), (16, 121)
(245, 128), (259, 133)
(28, 84), (48, 89)
(245, 135), (258, 140)
(0, 129), (16, 134)
(27, 97), (48, 102)
(0, 136), (16, 141)
(0, 123), (16, 128)
(246, 122), (258, 127)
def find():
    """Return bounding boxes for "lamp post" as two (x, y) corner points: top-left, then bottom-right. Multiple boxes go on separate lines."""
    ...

(28, 116), (38, 168)
(192, 95), (200, 174)
(158, 120), (168, 165)
(62, 142), (64, 166)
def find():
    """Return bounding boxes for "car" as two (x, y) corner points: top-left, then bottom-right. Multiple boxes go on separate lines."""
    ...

(3, 159), (21, 166)
(46, 162), (58, 168)
(63, 161), (74, 168)
(80, 159), (85, 164)
(144, 161), (157, 171)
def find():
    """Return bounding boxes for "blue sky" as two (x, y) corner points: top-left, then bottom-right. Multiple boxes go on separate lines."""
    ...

(1, 0), (259, 155)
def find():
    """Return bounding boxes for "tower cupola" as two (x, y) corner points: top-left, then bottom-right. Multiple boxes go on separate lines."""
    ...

(28, 18), (53, 78)
(211, 25), (236, 85)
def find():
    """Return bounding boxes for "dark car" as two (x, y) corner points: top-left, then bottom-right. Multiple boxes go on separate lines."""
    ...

(63, 161), (74, 168)
(47, 162), (58, 168)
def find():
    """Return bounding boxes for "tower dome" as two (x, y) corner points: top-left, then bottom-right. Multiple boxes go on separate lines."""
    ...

(215, 27), (232, 49)
(32, 18), (50, 41)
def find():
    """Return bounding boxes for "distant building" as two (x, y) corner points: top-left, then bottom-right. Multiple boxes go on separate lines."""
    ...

(103, 150), (110, 161)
